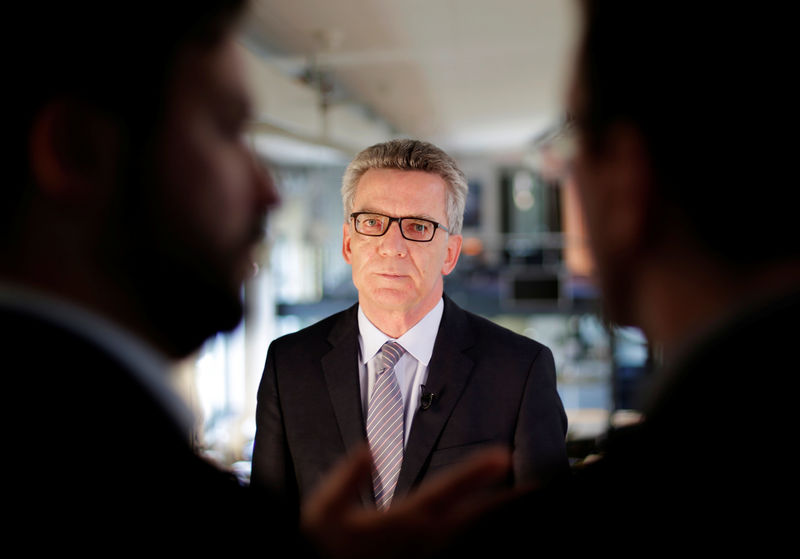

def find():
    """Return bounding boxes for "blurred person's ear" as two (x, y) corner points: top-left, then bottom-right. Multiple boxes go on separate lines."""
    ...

(29, 99), (120, 203)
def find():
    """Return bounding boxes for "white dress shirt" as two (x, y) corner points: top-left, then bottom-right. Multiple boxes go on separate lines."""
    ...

(357, 298), (444, 446)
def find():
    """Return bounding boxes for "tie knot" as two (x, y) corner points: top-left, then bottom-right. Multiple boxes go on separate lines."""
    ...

(378, 341), (405, 373)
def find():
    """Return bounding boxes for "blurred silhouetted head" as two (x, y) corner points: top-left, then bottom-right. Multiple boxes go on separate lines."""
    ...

(4, 1), (279, 358)
(6, 1), (247, 238)
(572, 0), (797, 268)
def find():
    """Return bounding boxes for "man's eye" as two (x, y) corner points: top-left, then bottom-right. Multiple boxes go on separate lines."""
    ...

(365, 219), (378, 227)
(407, 221), (429, 233)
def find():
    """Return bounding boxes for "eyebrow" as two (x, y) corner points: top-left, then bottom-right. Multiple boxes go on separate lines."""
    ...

(356, 210), (443, 222)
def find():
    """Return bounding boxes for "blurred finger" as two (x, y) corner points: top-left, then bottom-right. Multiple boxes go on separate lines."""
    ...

(302, 444), (373, 521)
(409, 446), (512, 511)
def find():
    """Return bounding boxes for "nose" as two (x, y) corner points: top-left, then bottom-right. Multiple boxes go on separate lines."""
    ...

(250, 149), (280, 211)
(377, 219), (408, 257)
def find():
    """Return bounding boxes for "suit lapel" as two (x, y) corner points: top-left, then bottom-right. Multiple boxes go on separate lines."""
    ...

(394, 295), (475, 498)
(321, 304), (364, 449)
(320, 303), (373, 506)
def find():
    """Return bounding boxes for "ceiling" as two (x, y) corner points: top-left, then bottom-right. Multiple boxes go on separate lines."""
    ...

(240, 0), (580, 162)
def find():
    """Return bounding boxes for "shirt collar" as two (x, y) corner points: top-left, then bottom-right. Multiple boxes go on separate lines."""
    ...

(358, 297), (444, 366)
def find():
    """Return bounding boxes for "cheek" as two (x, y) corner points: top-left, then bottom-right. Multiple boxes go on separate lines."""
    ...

(572, 163), (623, 295)
(165, 139), (251, 249)
(411, 248), (444, 283)
(351, 242), (376, 274)
(572, 159), (603, 241)
(201, 150), (251, 221)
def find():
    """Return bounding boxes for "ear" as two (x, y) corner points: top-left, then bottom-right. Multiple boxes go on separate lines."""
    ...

(342, 222), (353, 264)
(441, 234), (463, 276)
(29, 99), (119, 201)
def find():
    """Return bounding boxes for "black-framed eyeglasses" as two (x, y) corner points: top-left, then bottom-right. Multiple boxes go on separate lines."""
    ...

(350, 212), (450, 242)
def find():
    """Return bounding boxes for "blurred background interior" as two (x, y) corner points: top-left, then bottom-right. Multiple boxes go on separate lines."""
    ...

(170, 0), (651, 482)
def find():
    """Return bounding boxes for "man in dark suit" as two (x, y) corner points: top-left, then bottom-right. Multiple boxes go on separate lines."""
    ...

(1, 2), (513, 556)
(252, 139), (569, 510)
(456, 0), (799, 553)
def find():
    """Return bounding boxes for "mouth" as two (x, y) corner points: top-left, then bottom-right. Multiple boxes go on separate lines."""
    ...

(375, 272), (407, 280)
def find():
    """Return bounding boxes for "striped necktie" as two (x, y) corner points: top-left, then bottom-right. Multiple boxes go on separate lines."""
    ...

(366, 341), (406, 510)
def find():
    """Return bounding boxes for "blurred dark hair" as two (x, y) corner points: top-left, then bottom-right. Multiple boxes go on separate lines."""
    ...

(3, 0), (247, 240)
(576, 0), (797, 266)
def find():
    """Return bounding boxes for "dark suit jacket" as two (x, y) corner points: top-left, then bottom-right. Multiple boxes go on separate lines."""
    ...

(252, 294), (568, 508)
(2, 303), (314, 555)
(457, 289), (800, 554)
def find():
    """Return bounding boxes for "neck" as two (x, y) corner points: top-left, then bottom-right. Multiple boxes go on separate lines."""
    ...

(360, 293), (443, 339)
(1, 236), (174, 359)
(634, 250), (800, 365)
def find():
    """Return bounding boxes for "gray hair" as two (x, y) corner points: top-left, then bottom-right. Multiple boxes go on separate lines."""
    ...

(341, 139), (469, 235)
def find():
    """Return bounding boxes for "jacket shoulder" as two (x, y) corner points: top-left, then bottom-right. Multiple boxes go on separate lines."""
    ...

(452, 301), (549, 355)
(268, 303), (358, 354)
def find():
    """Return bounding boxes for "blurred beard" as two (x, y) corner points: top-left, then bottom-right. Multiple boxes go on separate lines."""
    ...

(108, 176), (247, 359)
(124, 234), (245, 358)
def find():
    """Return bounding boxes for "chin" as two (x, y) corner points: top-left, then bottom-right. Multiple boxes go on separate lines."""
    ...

(171, 296), (244, 357)
(145, 271), (245, 358)
(208, 288), (245, 331)
(370, 288), (416, 309)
